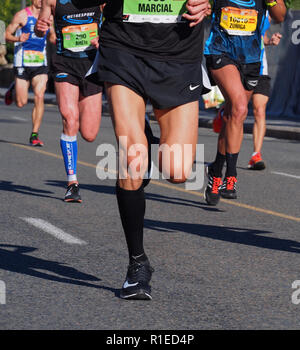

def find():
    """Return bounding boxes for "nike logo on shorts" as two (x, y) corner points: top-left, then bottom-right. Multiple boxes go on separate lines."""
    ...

(189, 84), (201, 91)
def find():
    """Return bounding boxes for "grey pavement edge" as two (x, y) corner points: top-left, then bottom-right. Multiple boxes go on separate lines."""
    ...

(1, 87), (300, 141)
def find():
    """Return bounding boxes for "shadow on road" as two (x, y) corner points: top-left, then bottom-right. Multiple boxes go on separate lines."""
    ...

(144, 219), (300, 254)
(0, 180), (61, 200)
(46, 180), (223, 211)
(0, 244), (119, 296)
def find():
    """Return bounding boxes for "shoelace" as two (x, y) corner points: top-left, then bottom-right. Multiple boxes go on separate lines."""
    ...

(212, 177), (222, 194)
(225, 176), (237, 191)
(67, 183), (79, 192)
(251, 153), (262, 163)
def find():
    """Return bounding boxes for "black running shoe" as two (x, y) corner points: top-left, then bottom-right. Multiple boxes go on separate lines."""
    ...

(64, 183), (82, 203)
(204, 164), (223, 206)
(120, 257), (154, 300)
(143, 119), (156, 188)
(220, 176), (237, 199)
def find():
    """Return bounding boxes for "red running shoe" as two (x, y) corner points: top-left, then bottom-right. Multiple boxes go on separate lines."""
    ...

(248, 152), (266, 170)
(29, 134), (44, 147)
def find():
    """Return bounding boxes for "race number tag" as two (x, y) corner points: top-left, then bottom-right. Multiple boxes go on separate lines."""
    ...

(62, 22), (98, 52)
(220, 7), (258, 36)
(123, 0), (187, 23)
(23, 50), (45, 66)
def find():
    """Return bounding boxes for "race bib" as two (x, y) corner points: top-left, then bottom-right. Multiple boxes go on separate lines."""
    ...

(123, 0), (187, 23)
(220, 7), (258, 36)
(23, 50), (45, 67)
(62, 22), (98, 52)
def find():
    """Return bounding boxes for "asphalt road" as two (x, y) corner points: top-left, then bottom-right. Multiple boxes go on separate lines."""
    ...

(0, 100), (299, 330)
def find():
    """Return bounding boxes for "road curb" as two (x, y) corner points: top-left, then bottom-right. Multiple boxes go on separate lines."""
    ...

(197, 117), (300, 142)
(1, 91), (300, 141)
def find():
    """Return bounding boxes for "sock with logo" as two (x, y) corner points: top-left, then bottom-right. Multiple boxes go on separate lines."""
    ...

(225, 152), (239, 177)
(60, 133), (78, 183)
(116, 183), (146, 260)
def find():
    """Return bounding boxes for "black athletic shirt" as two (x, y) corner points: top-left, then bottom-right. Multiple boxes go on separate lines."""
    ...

(54, 0), (101, 58)
(100, 0), (205, 63)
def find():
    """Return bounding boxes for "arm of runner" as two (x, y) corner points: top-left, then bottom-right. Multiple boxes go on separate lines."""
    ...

(265, 32), (282, 46)
(35, 0), (55, 37)
(5, 10), (29, 43)
(267, 0), (286, 23)
(91, 37), (100, 49)
(48, 20), (57, 45)
(183, 0), (211, 27)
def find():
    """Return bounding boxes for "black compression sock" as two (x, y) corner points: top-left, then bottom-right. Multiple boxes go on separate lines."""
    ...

(225, 152), (239, 177)
(211, 151), (226, 177)
(116, 183), (146, 260)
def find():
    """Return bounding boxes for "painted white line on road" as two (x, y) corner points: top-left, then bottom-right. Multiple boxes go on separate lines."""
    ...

(271, 171), (300, 180)
(20, 217), (87, 245)
(11, 116), (27, 121)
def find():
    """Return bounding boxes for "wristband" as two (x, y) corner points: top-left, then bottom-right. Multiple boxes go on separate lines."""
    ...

(266, 0), (277, 7)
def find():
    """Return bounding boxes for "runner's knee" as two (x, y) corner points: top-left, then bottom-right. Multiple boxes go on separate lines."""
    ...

(16, 98), (27, 108)
(34, 91), (45, 102)
(62, 113), (80, 134)
(231, 103), (248, 123)
(80, 132), (97, 143)
(253, 107), (266, 120)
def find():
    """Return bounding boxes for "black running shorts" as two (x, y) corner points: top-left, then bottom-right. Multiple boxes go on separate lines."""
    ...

(90, 46), (204, 110)
(14, 66), (49, 81)
(253, 75), (271, 97)
(52, 53), (103, 97)
(206, 54), (261, 91)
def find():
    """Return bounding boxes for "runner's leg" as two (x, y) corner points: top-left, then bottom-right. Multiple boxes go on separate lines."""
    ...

(106, 83), (148, 261)
(252, 93), (268, 154)
(78, 91), (102, 142)
(15, 77), (29, 108)
(31, 74), (48, 134)
(154, 101), (199, 184)
(55, 82), (80, 191)
(204, 64), (252, 204)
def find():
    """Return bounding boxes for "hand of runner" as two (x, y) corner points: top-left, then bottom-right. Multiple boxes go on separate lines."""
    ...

(35, 18), (51, 37)
(183, 0), (211, 27)
(91, 36), (99, 49)
(18, 33), (30, 42)
(269, 32), (282, 46)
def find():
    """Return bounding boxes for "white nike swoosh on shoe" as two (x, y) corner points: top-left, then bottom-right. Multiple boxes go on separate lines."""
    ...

(123, 280), (139, 289)
(189, 84), (201, 91)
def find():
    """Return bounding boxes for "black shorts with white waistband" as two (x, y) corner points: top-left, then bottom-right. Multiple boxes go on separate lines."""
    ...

(89, 46), (204, 110)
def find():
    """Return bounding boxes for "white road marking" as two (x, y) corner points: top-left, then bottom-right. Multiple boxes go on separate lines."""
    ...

(11, 116), (27, 121)
(20, 217), (87, 245)
(271, 171), (300, 180)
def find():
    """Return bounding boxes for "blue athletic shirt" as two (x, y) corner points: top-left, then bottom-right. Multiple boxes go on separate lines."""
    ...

(14, 7), (48, 67)
(204, 0), (268, 64)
